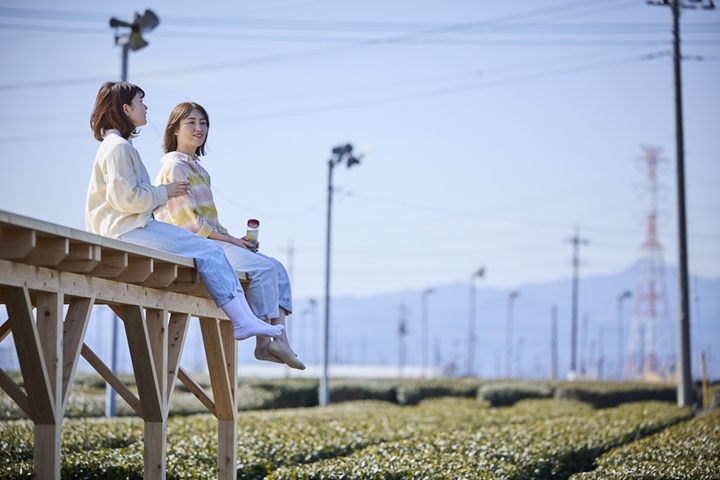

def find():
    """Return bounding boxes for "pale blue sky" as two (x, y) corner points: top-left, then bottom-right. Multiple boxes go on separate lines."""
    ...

(1, 0), (718, 300)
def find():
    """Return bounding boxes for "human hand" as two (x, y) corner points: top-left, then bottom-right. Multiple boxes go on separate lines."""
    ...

(165, 181), (191, 199)
(240, 236), (258, 251)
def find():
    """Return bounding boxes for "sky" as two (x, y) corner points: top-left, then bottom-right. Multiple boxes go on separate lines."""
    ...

(1, 0), (719, 302)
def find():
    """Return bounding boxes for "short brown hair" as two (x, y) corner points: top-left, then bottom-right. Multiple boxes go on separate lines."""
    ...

(90, 82), (145, 141)
(163, 102), (210, 156)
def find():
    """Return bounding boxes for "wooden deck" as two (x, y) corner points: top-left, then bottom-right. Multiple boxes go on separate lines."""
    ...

(0, 209), (247, 479)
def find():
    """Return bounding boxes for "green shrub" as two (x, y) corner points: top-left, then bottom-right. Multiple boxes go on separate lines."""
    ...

(571, 408), (720, 480)
(477, 381), (554, 406)
(708, 383), (720, 410)
(395, 378), (480, 405)
(555, 381), (676, 408)
(329, 379), (397, 403)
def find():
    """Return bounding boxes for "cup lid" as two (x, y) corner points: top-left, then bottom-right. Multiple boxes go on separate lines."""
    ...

(247, 219), (260, 228)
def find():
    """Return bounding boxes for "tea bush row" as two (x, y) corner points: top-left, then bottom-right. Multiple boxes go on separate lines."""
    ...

(0, 398), (692, 479)
(570, 408), (720, 480)
(268, 400), (692, 480)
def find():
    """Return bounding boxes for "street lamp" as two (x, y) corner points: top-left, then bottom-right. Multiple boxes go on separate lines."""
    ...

(106, 9), (159, 418)
(616, 290), (633, 380)
(320, 143), (364, 406)
(505, 290), (520, 378)
(110, 9), (159, 82)
(468, 267), (485, 376)
(421, 288), (435, 378)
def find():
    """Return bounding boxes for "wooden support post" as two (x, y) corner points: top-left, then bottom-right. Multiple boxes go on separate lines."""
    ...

(218, 319), (238, 480)
(120, 305), (165, 480)
(34, 292), (64, 480)
(165, 313), (190, 412)
(61, 298), (94, 412)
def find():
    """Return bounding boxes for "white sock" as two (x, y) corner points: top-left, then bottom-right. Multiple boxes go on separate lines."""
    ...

(221, 296), (284, 341)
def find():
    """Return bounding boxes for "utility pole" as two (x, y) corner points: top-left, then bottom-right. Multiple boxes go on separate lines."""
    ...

(421, 288), (435, 378)
(551, 305), (558, 380)
(468, 267), (485, 377)
(398, 303), (408, 378)
(566, 227), (589, 380)
(505, 290), (520, 378)
(617, 290), (632, 380)
(648, 0), (715, 407)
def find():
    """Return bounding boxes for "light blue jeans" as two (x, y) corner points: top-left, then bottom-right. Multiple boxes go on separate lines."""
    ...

(216, 241), (292, 320)
(118, 220), (240, 307)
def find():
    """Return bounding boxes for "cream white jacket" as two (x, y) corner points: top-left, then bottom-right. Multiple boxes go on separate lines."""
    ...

(85, 130), (168, 238)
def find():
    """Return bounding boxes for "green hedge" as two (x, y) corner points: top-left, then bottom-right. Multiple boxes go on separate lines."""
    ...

(571, 408), (720, 480)
(554, 381), (676, 408)
(0, 397), (693, 479)
(477, 381), (554, 406)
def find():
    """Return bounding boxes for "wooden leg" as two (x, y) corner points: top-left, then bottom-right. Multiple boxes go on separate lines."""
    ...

(34, 424), (61, 480)
(144, 422), (167, 480)
(218, 320), (238, 480)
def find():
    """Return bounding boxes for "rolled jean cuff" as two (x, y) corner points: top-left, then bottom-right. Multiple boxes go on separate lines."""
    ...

(214, 291), (237, 308)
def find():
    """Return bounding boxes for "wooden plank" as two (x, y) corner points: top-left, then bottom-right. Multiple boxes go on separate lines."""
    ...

(35, 292), (63, 415)
(81, 343), (142, 417)
(144, 422), (167, 480)
(56, 244), (101, 273)
(3, 286), (55, 424)
(90, 250), (128, 278)
(165, 313), (190, 410)
(0, 367), (34, 420)
(61, 297), (94, 412)
(0, 259), (228, 318)
(22, 237), (69, 267)
(121, 304), (163, 422)
(218, 319), (238, 480)
(199, 317), (234, 420)
(0, 228), (35, 260)
(0, 210), (196, 268)
(0, 318), (10, 342)
(34, 424), (61, 480)
(115, 256), (153, 283)
(141, 262), (177, 288)
(177, 367), (216, 416)
(146, 308), (168, 416)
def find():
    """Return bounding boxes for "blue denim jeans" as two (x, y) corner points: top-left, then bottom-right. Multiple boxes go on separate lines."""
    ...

(217, 241), (292, 319)
(118, 220), (240, 307)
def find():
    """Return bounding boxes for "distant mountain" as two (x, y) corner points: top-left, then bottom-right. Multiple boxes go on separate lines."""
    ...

(2, 264), (717, 382)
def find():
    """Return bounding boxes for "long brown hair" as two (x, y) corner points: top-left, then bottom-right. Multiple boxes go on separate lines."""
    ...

(90, 82), (145, 141)
(163, 102), (210, 156)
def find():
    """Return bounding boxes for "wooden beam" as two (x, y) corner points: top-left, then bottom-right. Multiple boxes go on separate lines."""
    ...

(0, 318), (10, 343)
(22, 237), (69, 267)
(61, 297), (94, 412)
(115, 256), (153, 283)
(90, 250), (128, 278)
(0, 228), (36, 260)
(121, 304), (163, 422)
(35, 292), (63, 415)
(34, 424), (61, 480)
(81, 343), (142, 417)
(144, 422), (167, 480)
(3, 286), (55, 424)
(0, 259), (227, 319)
(57, 244), (101, 273)
(199, 317), (234, 420)
(177, 367), (216, 416)
(141, 263), (178, 288)
(164, 266), (199, 293)
(165, 313), (190, 410)
(218, 320), (238, 480)
(146, 308), (168, 416)
(0, 367), (34, 420)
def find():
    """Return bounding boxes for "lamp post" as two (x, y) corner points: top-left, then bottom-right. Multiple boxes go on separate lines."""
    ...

(505, 290), (520, 378)
(320, 144), (362, 406)
(421, 288), (435, 378)
(648, 0), (715, 407)
(106, 9), (159, 418)
(616, 290), (633, 380)
(468, 267), (485, 377)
